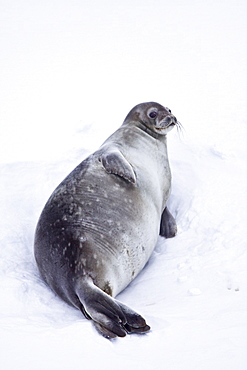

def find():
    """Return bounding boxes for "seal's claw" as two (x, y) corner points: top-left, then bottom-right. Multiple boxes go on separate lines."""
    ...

(93, 322), (119, 339)
(93, 320), (127, 339)
(124, 323), (151, 334)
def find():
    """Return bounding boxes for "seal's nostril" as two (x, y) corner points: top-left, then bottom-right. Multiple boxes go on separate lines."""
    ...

(165, 116), (172, 125)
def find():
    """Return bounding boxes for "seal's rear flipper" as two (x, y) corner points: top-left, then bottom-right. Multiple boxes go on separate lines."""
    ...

(75, 277), (150, 339)
(93, 321), (126, 339)
(115, 301), (150, 334)
(93, 309), (150, 339)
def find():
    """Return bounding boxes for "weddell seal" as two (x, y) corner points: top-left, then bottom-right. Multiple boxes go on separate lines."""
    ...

(34, 102), (178, 338)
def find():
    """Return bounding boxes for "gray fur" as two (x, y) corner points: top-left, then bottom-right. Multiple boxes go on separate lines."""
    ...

(34, 102), (177, 338)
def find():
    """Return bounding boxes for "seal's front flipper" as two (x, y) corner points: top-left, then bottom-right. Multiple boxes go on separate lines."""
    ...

(100, 149), (136, 184)
(160, 207), (177, 238)
(75, 277), (150, 339)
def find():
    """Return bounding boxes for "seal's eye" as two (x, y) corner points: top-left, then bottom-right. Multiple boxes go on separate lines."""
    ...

(148, 111), (157, 119)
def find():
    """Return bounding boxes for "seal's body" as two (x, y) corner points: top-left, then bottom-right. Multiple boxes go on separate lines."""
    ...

(34, 102), (177, 338)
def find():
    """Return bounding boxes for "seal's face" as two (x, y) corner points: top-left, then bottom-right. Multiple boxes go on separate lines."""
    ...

(124, 102), (177, 136)
(145, 105), (177, 135)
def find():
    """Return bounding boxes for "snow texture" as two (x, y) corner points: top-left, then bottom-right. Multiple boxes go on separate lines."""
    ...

(1, 0), (247, 369)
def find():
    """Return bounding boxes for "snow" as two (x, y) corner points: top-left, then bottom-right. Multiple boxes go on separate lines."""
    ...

(0, 0), (247, 369)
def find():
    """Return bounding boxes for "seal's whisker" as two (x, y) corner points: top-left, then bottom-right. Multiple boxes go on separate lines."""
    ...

(175, 121), (185, 139)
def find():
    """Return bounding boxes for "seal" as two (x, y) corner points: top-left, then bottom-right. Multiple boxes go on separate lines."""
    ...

(34, 102), (178, 338)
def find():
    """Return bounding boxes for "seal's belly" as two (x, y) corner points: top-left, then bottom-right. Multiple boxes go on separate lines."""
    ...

(36, 150), (169, 297)
(68, 162), (160, 295)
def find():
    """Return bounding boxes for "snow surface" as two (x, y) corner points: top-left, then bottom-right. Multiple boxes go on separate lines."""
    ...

(1, 0), (247, 369)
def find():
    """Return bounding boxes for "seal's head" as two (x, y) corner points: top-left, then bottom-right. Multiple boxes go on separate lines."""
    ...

(124, 102), (177, 136)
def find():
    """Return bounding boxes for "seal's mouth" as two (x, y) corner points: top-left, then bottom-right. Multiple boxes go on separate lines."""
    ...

(155, 116), (177, 130)
(155, 122), (175, 130)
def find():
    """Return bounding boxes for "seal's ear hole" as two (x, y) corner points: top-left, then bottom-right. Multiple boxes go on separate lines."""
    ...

(148, 110), (158, 119)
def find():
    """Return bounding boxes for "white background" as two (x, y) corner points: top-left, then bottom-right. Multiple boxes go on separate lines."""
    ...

(0, 1), (247, 369)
